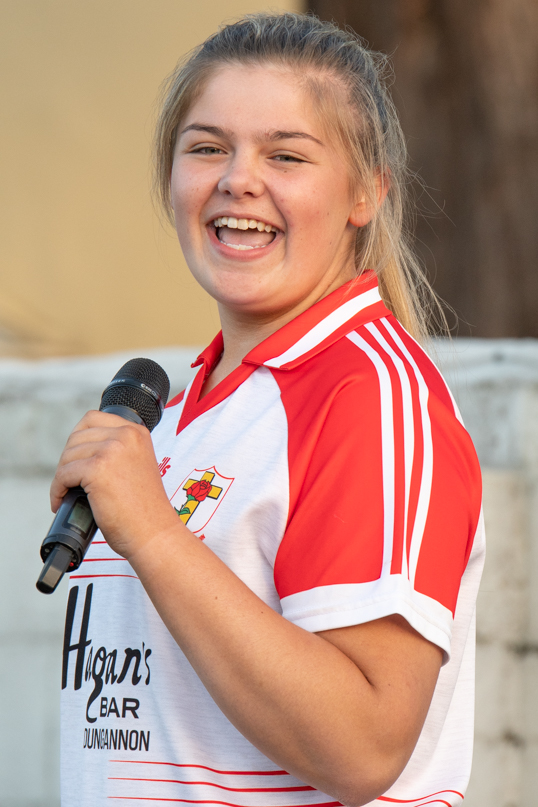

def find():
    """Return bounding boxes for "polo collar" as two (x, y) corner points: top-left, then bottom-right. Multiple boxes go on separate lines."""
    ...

(191, 271), (390, 375)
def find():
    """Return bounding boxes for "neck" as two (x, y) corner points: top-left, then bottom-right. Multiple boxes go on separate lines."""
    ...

(201, 265), (357, 398)
(200, 308), (292, 398)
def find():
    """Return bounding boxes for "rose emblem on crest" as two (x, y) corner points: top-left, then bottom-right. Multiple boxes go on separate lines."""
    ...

(171, 467), (234, 531)
(179, 479), (213, 512)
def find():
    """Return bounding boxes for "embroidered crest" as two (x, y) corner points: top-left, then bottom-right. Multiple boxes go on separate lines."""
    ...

(170, 466), (234, 534)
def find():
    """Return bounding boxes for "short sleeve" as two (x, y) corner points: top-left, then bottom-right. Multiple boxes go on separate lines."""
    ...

(271, 319), (482, 659)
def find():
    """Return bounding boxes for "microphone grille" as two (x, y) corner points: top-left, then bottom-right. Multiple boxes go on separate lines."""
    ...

(111, 358), (170, 401)
(100, 358), (170, 432)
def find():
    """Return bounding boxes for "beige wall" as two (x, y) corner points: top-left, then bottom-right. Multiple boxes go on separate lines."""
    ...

(0, 0), (300, 358)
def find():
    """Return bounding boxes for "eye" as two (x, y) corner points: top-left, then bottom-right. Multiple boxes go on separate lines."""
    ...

(273, 154), (304, 163)
(190, 145), (224, 155)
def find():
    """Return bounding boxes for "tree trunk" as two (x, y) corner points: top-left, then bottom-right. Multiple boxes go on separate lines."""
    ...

(310, 0), (538, 337)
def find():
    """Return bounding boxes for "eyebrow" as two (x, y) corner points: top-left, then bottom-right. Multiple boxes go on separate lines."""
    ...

(179, 123), (324, 147)
(179, 124), (231, 138)
(266, 130), (324, 146)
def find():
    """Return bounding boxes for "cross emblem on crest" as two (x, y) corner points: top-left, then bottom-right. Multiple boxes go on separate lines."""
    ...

(176, 470), (223, 525)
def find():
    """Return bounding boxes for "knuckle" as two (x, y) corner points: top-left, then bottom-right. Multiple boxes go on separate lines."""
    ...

(121, 422), (145, 444)
(93, 446), (110, 467)
(78, 410), (98, 428)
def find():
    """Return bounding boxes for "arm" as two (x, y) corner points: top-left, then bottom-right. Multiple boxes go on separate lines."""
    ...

(51, 411), (442, 807)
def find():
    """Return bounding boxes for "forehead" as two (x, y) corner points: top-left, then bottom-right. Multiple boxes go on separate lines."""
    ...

(180, 63), (326, 141)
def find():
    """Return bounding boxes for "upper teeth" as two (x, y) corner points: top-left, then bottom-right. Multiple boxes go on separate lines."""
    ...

(213, 217), (278, 233)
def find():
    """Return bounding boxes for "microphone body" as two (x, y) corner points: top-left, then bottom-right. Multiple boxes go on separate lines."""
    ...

(36, 358), (170, 595)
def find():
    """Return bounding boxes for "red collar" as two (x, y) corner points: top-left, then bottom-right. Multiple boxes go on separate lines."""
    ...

(173, 272), (389, 434)
(191, 271), (389, 376)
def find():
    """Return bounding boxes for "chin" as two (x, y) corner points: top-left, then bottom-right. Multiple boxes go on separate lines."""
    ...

(206, 272), (283, 307)
(218, 291), (276, 313)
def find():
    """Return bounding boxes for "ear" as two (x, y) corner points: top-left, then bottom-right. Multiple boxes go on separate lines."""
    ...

(349, 171), (390, 228)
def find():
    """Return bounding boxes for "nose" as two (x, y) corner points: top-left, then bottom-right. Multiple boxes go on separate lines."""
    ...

(217, 152), (264, 198)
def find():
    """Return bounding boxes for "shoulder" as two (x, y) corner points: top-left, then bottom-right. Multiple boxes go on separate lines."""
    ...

(271, 314), (463, 435)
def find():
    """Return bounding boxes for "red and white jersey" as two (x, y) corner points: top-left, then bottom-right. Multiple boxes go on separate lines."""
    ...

(61, 272), (485, 807)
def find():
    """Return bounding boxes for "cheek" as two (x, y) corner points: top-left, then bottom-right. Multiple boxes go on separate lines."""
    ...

(170, 159), (207, 212)
(276, 178), (345, 238)
(170, 180), (198, 253)
(170, 174), (193, 214)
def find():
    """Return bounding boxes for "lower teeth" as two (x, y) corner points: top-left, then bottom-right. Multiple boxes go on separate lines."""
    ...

(220, 240), (268, 251)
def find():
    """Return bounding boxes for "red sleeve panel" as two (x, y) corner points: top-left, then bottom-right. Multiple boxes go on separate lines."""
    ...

(272, 315), (482, 628)
(274, 336), (387, 597)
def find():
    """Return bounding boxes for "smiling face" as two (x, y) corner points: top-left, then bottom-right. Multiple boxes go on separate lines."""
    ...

(170, 63), (368, 328)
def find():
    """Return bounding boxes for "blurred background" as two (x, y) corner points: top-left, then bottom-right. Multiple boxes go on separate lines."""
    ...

(1, 1), (537, 805)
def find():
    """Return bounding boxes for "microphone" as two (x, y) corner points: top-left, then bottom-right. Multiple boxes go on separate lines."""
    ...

(36, 358), (170, 595)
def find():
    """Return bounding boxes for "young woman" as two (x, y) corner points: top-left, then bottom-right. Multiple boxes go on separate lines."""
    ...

(56, 13), (484, 807)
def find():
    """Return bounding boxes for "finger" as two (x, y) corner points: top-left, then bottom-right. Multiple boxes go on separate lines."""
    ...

(70, 409), (141, 434)
(59, 439), (112, 467)
(50, 449), (106, 512)
(64, 425), (131, 452)
(63, 421), (149, 460)
(50, 425), (154, 511)
(50, 482), (70, 513)
(50, 427), (109, 511)
(50, 450), (93, 508)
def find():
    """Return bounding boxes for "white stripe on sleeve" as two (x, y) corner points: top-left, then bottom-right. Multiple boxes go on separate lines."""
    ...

(365, 320), (415, 579)
(381, 319), (434, 586)
(346, 331), (395, 576)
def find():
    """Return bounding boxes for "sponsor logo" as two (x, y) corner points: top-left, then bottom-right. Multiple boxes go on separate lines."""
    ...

(158, 456), (171, 477)
(83, 727), (150, 751)
(63, 584), (152, 751)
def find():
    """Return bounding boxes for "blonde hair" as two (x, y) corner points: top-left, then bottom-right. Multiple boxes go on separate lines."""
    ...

(153, 12), (446, 342)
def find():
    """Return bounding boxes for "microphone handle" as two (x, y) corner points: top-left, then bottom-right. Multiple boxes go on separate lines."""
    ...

(36, 405), (144, 595)
(36, 487), (97, 594)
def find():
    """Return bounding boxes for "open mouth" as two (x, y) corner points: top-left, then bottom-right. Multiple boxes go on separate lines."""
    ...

(212, 217), (280, 251)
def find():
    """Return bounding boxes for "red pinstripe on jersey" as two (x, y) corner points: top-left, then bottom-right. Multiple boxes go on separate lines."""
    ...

(108, 801), (341, 806)
(109, 779), (314, 793)
(377, 787), (463, 802)
(110, 761), (290, 775)
(69, 573), (138, 580)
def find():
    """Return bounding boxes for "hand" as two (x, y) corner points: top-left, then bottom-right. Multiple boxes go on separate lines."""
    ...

(50, 410), (177, 559)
